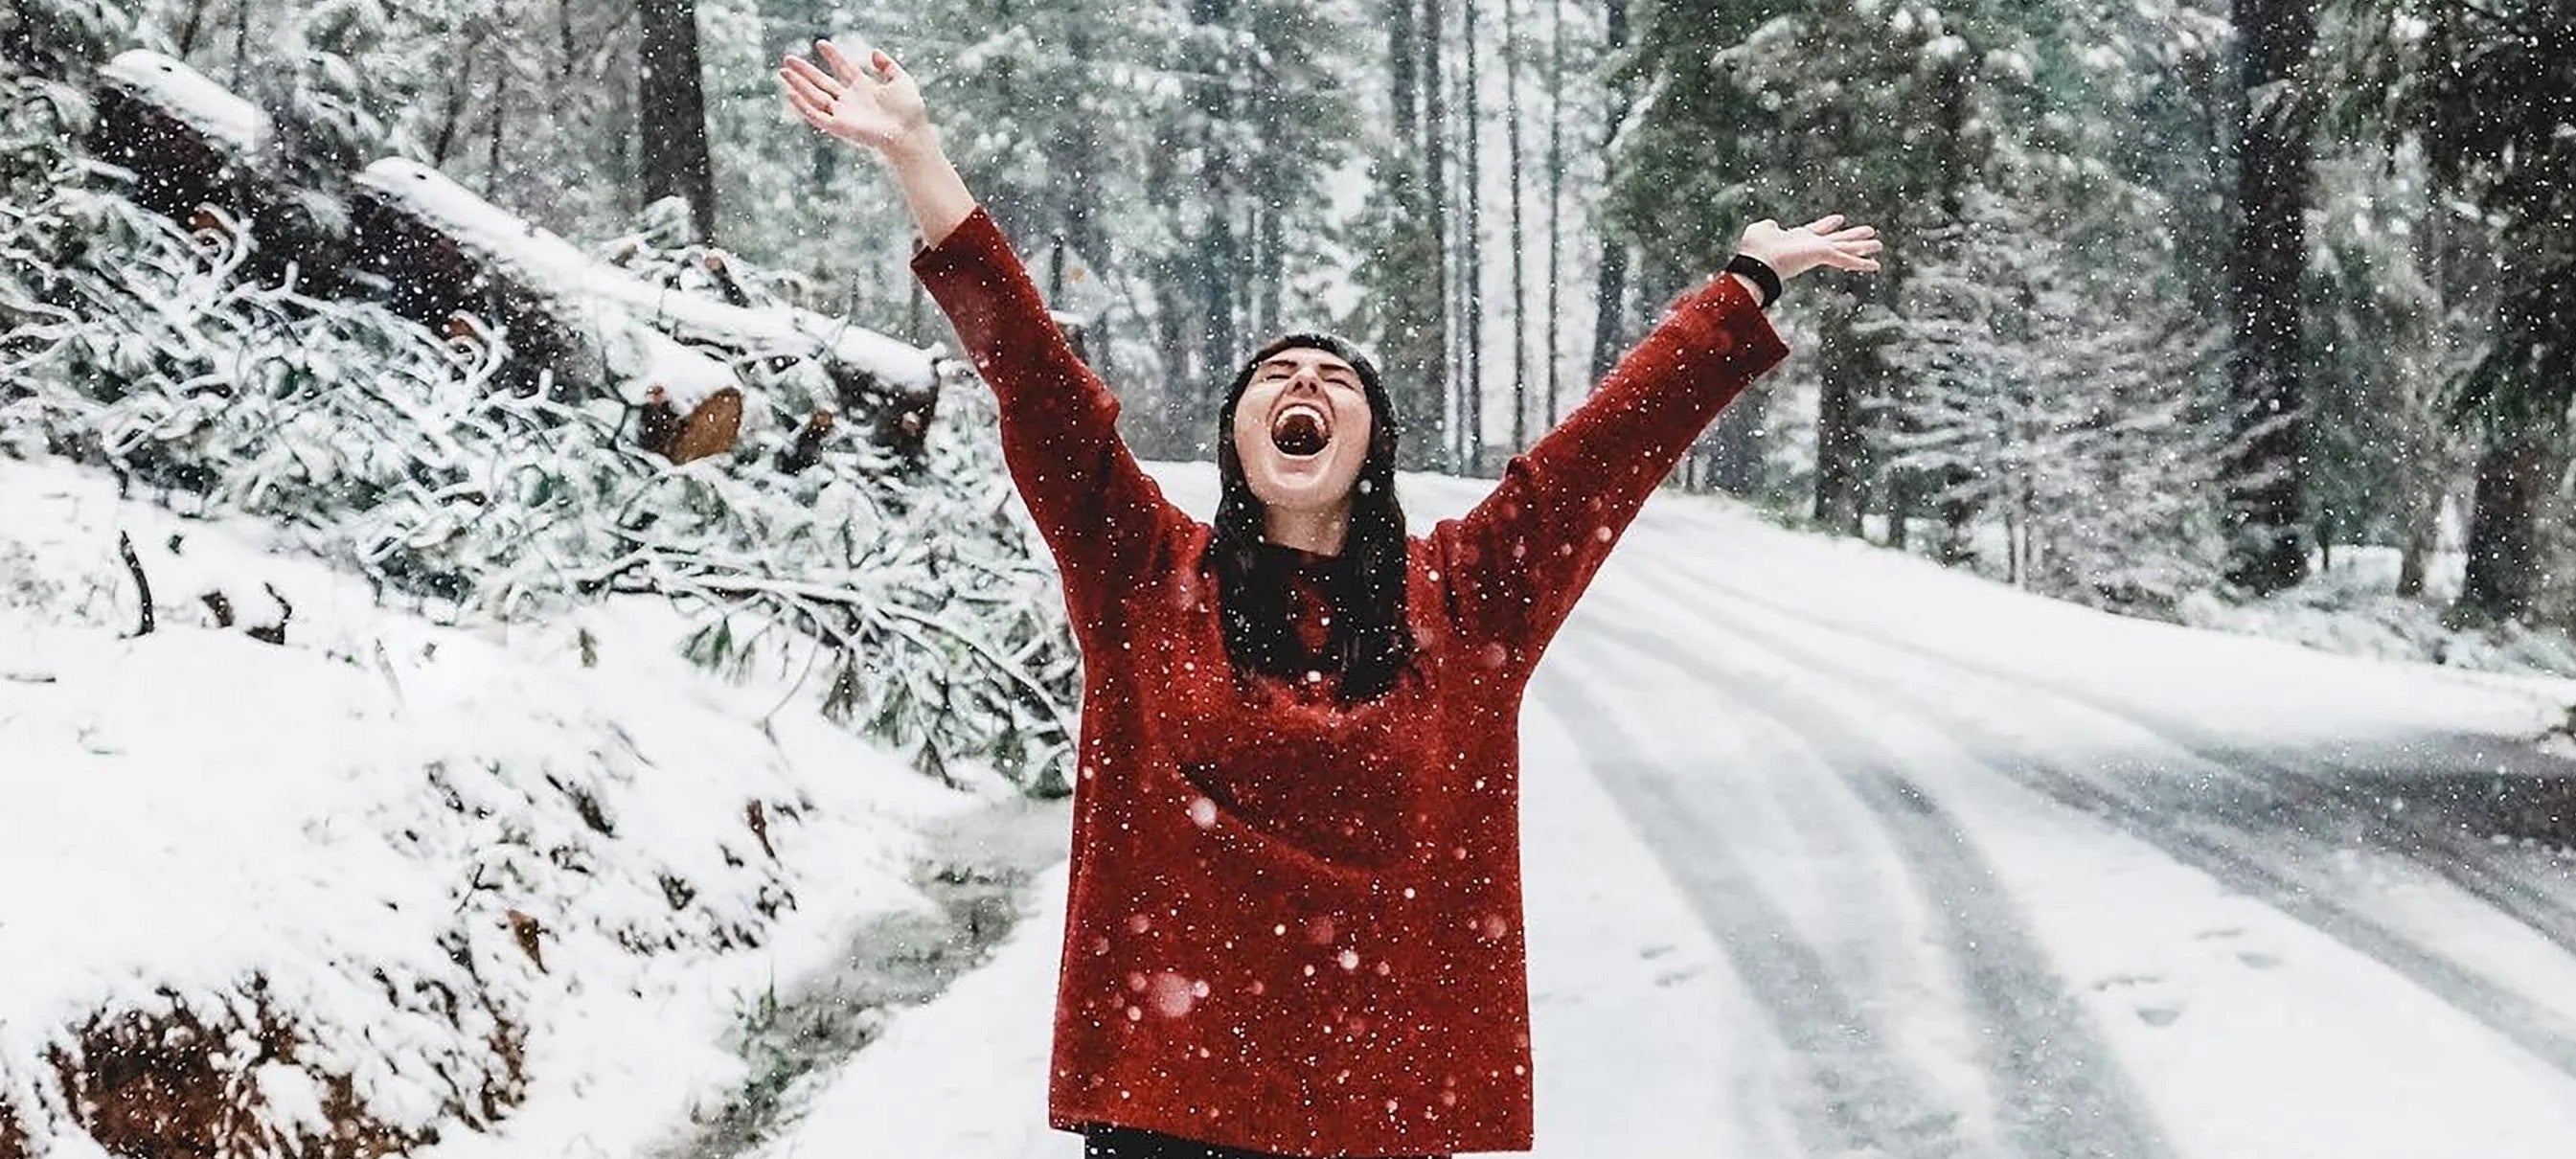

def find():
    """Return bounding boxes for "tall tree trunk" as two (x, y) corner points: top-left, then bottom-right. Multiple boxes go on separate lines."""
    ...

(2395, 486), (2441, 599)
(230, 0), (248, 90)
(1707, 385), (1768, 495)
(1422, 0), (1455, 470)
(1586, 0), (1630, 383)
(175, 0), (209, 56)
(1197, 201), (1240, 406)
(2396, 197), (2459, 599)
(1054, 22), (1108, 277)
(1505, 0), (1529, 452)
(1812, 302), (1870, 535)
(1392, 0), (1421, 144)
(1462, 0), (1486, 474)
(1258, 197), (1285, 339)
(2221, 0), (2316, 592)
(1543, 0), (1565, 430)
(488, 63), (508, 189)
(638, 0), (719, 243)
(1191, 0), (1241, 408)
(430, 44), (477, 166)
(2454, 430), (2560, 624)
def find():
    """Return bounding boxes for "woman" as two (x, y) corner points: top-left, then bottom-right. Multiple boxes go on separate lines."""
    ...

(779, 36), (1880, 1159)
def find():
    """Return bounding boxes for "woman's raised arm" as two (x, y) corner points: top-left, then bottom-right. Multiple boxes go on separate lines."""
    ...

(780, 39), (1185, 637)
(1432, 215), (1881, 670)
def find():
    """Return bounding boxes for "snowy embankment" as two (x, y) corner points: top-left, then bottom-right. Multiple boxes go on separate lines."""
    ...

(0, 455), (993, 1159)
(2176, 543), (2576, 680)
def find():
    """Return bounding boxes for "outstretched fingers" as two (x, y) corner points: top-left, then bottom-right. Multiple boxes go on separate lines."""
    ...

(781, 53), (844, 99)
(815, 37), (876, 86)
(778, 74), (832, 128)
(1827, 239), (1883, 271)
(868, 47), (911, 87)
(778, 66), (837, 120)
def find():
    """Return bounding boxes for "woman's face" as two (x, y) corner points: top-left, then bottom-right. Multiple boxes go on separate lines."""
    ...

(1230, 348), (1375, 515)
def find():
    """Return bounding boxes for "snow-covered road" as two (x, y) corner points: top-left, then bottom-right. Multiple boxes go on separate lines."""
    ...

(762, 463), (2576, 1158)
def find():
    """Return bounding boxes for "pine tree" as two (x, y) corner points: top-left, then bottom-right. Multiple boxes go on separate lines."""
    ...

(2346, 0), (2576, 623)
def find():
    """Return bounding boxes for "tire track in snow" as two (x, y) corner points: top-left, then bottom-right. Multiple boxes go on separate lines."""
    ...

(1626, 511), (2576, 963)
(1622, 545), (2576, 959)
(1556, 623), (2176, 1159)
(1532, 671), (1981, 1159)
(1592, 567), (2576, 1081)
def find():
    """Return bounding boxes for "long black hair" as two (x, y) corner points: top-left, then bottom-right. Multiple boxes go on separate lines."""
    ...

(1211, 332), (1415, 702)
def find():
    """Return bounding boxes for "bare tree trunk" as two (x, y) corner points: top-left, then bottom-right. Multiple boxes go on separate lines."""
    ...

(1258, 197), (1284, 339)
(1505, 0), (1529, 453)
(1416, 0), (1455, 470)
(429, 44), (477, 166)
(175, 0), (211, 56)
(1543, 0), (1564, 431)
(1707, 385), (1769, 495)
(2396, 487), (2441, 598)
(2396, 181), (2466, 600)
(1425, 0), (1460, 470)
(1188, 0), (1242, 405)
(229, 0), (248, 90)
(1585, 0), (1630, 384)
(488, 62), (507, 187)
(1462, 0), (1486, 474)
(638, 0), (719, 243)
(1812, 302), (1870, 535)
(2455, 430), (2561, 624)
(2222, 0), (2317, 593)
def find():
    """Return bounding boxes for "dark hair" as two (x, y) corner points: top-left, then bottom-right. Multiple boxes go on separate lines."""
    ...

(1211, 332), (1415, 702)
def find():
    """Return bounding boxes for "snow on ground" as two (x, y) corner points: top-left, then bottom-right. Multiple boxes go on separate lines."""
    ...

(0, 454), (987, 1158)
(756, 462), (2576, 1159)
(2176, 544), (2576, 680)
(19, 436), (2576, 1157)
(1564, 482), (2576, 1156)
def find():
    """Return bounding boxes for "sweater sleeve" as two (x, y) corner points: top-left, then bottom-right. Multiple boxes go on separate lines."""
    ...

(1431, 269), (1790, 669)
(910, 204), (1185, 632)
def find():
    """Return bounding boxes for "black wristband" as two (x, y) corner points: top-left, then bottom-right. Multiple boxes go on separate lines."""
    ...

(1725, 253), (1782, 309)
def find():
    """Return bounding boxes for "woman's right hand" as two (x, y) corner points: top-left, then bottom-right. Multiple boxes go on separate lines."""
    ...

(778, 38), (934, 161)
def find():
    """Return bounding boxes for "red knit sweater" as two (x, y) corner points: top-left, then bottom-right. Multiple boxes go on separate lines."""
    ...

(912, 205), (1789, 1157)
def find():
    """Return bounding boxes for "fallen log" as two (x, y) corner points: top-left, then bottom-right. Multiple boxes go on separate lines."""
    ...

(87, 51), (354, 297)
(80, 52), (945, 464)
(352, 159), (942, 461)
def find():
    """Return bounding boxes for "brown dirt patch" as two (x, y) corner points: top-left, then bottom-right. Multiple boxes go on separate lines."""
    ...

(0, 1099), (29, 1159)
(49, 982), (524, 1159)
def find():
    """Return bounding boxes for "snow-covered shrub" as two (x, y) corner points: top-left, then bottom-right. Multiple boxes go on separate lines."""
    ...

(0, 64), (1077, 791)
(1874, 184), (2228, 616)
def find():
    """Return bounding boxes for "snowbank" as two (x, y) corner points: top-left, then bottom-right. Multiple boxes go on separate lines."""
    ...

(2177, 545), (2576, 679)
(0, 455), (985, 1157)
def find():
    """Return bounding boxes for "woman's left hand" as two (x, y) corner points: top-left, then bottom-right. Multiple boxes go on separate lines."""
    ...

(1738, 215), (1883, 280)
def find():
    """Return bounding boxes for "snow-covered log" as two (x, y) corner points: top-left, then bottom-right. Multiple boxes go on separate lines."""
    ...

(352, 160), (942, 460)
(85, 53), (357, 299)
(78, 55), (943, 465)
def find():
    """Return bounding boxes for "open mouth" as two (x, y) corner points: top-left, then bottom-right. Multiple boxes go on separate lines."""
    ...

(1269, 402), (1331, 458)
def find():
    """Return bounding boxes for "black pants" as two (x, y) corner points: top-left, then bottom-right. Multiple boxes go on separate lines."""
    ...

(1083, 1125), (1447, 1159)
